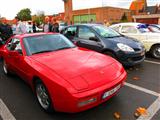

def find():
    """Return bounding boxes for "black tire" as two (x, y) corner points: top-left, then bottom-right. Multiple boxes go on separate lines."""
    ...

(103, 51), (116, 59)
(150, 45), (160, 59)
(2, 60), (10, 75)
(35, 79), (53, 113)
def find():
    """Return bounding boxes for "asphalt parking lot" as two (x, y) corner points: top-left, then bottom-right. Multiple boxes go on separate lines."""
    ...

(0, 55), (159, 120)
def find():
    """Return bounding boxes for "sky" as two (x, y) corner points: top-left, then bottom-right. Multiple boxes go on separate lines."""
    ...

(0, 0), (159, 19)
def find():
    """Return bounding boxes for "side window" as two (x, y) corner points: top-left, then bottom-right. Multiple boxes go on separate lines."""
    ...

(78, 26), (95, 40)
(112, 25), (121, 32)
(121, 26), (137, 34)
(64, 26), (77, 37)
(7, 38), (22, 51)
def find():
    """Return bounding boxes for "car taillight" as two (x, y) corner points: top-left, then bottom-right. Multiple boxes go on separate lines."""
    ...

(78, 97), (97, 107)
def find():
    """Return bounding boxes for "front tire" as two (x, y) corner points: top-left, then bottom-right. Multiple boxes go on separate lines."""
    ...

(2, 60), (10, 75)
(150, 45), (160, 59)
(35, 80), (53, 113)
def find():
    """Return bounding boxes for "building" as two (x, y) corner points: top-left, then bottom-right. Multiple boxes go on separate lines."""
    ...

(130, 0), (160, 24)
(63, 0), (73, 24)
(133, 14), (160, 24)
(130, 0), (147, 15)
(59, 7), (131, 24)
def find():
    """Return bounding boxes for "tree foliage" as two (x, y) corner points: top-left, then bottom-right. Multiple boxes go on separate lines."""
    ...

(121, 13), (128, 22)
(32, 11), (45, 26)
(16, 8), (32, 21)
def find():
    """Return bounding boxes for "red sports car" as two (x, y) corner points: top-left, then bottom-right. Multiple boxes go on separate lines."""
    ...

(0, 33), (127, 113)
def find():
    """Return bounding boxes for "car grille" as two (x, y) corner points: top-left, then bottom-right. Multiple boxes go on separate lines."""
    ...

(131, 56), (144, 61)
(133, 48), (141, 52)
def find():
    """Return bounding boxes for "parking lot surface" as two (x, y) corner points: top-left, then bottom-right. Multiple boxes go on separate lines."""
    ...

(0, 56), (159, 120)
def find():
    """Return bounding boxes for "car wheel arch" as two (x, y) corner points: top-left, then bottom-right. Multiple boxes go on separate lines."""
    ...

(150, 43), (160, 51)
(150, 43), (160, 59)
(32, 76), (41, 91)
(32, 77), (54, 112)
(102, 49), (117, 58)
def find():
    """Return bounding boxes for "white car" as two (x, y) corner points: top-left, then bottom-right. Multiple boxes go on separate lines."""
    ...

(110, 23), (160, 59)
(59, 22), (67, 32)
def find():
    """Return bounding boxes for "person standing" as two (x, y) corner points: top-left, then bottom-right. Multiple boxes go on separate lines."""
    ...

(51, 18), (59, 33)
(43, 17), (52, 32)
(32, 22), (36, 33)
(15, 20), (27, 34)
(0, 18), (13, 41)
(104, 19), (110, 27)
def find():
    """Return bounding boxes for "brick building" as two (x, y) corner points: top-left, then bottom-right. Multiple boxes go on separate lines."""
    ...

(59, 7), (131, 24)
(130, 0), (160, 24)
(71, 7), (131, 24)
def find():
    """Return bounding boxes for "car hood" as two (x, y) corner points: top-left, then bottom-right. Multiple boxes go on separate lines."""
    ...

(30, 48), (125, 91)
(105, 36), (143, 49)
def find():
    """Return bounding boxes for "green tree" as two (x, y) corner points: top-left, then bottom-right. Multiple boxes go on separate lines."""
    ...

(121, 13), (128, 22)
(32, 11), (45, 26)
(16, 8), (32, 21)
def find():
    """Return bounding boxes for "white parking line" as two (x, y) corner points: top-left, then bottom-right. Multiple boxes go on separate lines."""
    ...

(0, 99), (16, 120)
(137, 97), (160, 120)
(125, 82), (160, 120)
(125, 82), (159, 97)
(144, 60), (160, 65)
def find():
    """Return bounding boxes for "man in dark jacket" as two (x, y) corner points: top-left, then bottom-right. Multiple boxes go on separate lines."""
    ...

(0, 19), (13, 42)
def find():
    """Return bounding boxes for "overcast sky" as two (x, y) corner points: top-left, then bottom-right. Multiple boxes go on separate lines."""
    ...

(0, 0), (159, 19)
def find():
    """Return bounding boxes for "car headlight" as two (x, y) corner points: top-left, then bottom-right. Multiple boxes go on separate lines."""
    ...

(117, 43), (134, 52)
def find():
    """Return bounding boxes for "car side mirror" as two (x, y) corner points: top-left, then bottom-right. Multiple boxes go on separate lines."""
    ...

(89, 37), (99, 42)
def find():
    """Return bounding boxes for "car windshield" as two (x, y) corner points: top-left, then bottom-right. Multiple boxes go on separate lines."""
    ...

(92, 25), (121, 38)
(137, 24), (150, 33)
(23, 34), (75, 56)
(148, 25), (160, 32)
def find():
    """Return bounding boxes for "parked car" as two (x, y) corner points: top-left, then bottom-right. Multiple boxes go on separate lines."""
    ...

(26, 24), (33, 33)
(110, 23), (160, 59)
(61, 24), (145, 66)
(148, 24), (160, 33)
(59, 22), (67, 32)
(26, 24), (43, 33)
(36, 26), (43, 32)
(0, 33), (126, 113)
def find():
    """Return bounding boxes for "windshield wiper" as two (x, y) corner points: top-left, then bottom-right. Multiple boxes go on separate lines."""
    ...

(32, 50), (53, 55)
(105, 35), (121, 38)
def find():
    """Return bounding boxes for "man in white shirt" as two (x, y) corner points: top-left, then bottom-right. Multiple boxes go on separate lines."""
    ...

(43, 17), (52, 32)
(16, 21), (27, 34)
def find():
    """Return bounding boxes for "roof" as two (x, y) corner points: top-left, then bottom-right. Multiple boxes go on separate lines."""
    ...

(132, 14), (160, 18)
(14, 32), (59, 38)
(145, 6), (157, 14)
(130, 0), (145, 11)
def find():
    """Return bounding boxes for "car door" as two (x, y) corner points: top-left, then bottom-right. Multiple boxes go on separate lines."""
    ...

(3, 38), (18, 72)
(4, 38), (31, 82)
(75, 26), (102, 52)
(120, 25), (146, 42)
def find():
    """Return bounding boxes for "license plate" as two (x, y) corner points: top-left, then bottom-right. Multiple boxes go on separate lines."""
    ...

(102, 84), (121, 99)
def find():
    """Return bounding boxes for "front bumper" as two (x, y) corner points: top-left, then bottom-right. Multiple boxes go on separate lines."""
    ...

(116, 50), (145, 66)
(51, 70), (127, 113)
